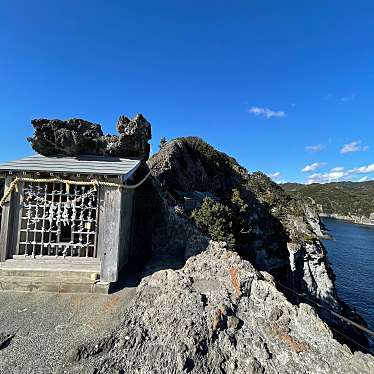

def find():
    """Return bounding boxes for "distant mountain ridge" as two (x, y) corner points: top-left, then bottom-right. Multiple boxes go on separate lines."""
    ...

(282, 181), (374, 225)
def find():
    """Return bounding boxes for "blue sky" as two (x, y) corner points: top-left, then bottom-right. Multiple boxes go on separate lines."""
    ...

(0, 1), (373, 184)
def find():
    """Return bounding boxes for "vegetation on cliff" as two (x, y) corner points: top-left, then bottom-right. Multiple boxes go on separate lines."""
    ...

(282, 181), (374, 217)
(191, 189), (249, 250)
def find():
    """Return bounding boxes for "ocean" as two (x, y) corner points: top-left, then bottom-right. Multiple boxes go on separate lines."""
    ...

(322, 217), (374, 349)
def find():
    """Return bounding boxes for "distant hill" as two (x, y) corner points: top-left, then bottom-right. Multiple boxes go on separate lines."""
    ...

(282, 181), (374, 224)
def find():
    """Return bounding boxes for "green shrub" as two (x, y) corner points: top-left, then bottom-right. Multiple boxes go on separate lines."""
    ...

(191, 189), (250, 251)
(191, 197), (235, 250)
(159, 137), (167, 149)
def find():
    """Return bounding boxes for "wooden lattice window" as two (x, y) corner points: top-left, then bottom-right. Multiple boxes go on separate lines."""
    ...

(18, 181), (98, 258)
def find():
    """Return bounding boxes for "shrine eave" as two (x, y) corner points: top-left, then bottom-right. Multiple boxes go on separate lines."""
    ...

(0, 154), (142, 179)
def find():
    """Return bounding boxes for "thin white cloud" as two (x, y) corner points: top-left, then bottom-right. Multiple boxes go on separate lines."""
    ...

(304, 163), (374, 184)
(330, 166), (344, 172)
(301, 162), (325, 173)
(267, 172), (281, 181)
(306, 170), (346, 184)
(348, 163), (374, 174)
(249, 106), (286, 119)
(340, 140), (368, 154)
(340, 94), (355, 102)
(358, 176), (370, 182)
(305, 144), (325, 152)
(328, 171), (346, 180)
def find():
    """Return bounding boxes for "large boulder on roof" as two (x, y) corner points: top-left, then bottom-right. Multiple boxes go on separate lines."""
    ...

(27, 114), (152, 159)
(106, 114), (152, 158)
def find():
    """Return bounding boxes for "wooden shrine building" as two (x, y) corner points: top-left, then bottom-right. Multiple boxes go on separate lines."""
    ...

(0, 154), (145, 293)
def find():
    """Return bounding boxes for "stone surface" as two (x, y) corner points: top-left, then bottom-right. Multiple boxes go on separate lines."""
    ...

(148, 136), (369, 348)
(0, 333), (13, 350)
(75, 242), (374, 373)
(0, 264), (139, 373)
(148, 138), (336, 302)
(27, 114), (152, 159)
(1, 134), (372, 373)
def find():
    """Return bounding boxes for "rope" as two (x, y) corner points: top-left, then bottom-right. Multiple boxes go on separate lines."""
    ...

(328, 325), (374, 355)
(0, 171), (151, 208)
(274, 280), (374, 337)
(123, 170), (152, 189)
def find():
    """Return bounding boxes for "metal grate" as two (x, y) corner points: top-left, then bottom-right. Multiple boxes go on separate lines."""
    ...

(18, 182), (98, 258)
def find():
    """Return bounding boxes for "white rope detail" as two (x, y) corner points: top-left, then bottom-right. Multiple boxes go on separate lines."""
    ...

(0, 171), (151, 208)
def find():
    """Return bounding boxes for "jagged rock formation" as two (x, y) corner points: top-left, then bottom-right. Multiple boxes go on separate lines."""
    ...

(74, 242), (374, 373)
(8, 130), (372, 372)
(149, 138), (337, 303)
(27, 114), (152, 159)
(148, 137), (368, 347)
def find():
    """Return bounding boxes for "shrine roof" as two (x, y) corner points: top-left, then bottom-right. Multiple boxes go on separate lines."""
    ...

(0, 154), (142, 178)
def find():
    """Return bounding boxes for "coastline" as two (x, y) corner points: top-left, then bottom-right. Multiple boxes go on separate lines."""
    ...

(320, 213), (374, 227)
(321, 218), (374, 349)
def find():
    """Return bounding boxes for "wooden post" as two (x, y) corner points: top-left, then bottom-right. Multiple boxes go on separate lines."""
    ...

(0, 176), (21, 262)
(117, 189), (134, 271)
(97, 187), (124, 282)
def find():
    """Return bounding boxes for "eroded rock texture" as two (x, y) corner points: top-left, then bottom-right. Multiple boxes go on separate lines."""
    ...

(148, 137), (368, 347)
(76, 243), (374, 374)
(63, 136), (374, 373)
(28, 114), (152, 159)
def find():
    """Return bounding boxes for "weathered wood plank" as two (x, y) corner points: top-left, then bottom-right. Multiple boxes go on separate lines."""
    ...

(13, 181), (24, 256)
(97, 187), (123, 282)
(0, 177), (21, 261)
(118, 189), (134, 272)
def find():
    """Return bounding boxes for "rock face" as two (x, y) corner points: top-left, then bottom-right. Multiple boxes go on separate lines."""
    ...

(76, 242), (374, 373)
(149, 138), (336, 301)
(27, 114), (152, 159)
(11, 132), (372, 372)
(148, 137), (368, 347)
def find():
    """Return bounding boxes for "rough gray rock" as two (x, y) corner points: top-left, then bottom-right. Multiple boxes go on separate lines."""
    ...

(105, 114), (152, 158)
(27, 114), (152, 159)
(304, 205), (330, 238)
(148, 137), (369, 348)
(76, 242), (374, 373)
(28, 118), (105, 156)
(148, 138), (335, 302)
(0, 333), (13, 350)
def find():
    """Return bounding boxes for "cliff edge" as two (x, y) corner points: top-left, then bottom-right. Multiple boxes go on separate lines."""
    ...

(72, 136), (373, 373)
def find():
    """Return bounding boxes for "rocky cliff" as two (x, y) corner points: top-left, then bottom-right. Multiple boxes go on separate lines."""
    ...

(4, 122), (372, 373)
(149, 138), (339, 307)
(73, 242), (373, 373)
(68, 135), (374, 373)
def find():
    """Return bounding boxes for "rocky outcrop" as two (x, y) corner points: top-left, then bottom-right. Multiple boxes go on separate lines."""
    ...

(12, 129), (371, 372)
(304, 205), (331, 238)
(149, 138), (335, 300)
(0, 333), (13, 350)
(147, 137), (368, 348)
(27, 114), (152, 159)
(75, 242), (374, 373)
